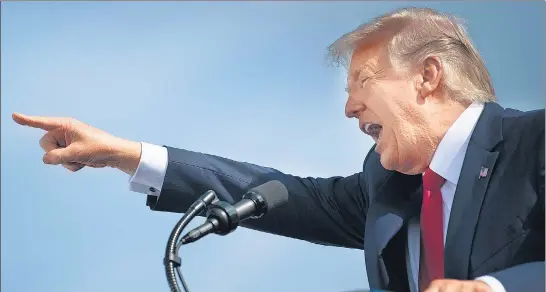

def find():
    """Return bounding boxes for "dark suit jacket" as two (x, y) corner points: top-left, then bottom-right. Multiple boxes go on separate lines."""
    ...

(146, 102), (545, 291)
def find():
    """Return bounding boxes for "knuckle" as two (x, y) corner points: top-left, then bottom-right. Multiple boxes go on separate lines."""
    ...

(66, 117), (75, 126)
(63, 163), (81, 172)
(68, 117), (79, 124)
(61, 117), (78, 132)
(39, 137), (47, 149)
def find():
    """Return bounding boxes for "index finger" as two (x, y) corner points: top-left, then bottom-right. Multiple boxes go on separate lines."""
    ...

(12, 112), (64, 131)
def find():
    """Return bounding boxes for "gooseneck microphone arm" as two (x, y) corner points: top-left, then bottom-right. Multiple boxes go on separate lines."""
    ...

(164, 190), (218, 292)
(163, 180), (289, 292)
(179, 190), (269, 245)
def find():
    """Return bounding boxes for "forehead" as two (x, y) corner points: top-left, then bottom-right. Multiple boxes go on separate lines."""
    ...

(347, 44), (385, 80)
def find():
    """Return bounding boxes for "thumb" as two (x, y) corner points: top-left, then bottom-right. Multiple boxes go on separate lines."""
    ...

(43, 148), (74, 165)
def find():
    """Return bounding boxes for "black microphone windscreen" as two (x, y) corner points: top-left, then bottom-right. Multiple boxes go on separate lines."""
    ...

(250, 180), (289, 211)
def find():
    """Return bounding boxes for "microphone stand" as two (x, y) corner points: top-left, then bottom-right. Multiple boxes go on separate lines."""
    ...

(163, 190), (218, 292)
(164, 185), (375, 292)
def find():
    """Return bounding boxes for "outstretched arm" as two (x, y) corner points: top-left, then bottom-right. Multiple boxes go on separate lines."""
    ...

(137, 144), (370, 249)
(12, 113), (370, 249)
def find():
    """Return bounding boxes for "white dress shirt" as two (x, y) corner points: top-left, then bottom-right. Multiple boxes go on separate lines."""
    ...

(128, 102), (505, 292)
(404, 102), (505, 291)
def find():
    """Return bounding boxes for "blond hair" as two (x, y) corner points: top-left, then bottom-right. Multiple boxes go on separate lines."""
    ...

(327, 7), (496, 103)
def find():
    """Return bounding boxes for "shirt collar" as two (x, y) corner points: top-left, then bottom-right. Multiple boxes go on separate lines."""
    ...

(428, 102), (485, 185)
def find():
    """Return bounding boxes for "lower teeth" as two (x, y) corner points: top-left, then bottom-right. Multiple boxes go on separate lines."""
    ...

(369, 130), (380, 137)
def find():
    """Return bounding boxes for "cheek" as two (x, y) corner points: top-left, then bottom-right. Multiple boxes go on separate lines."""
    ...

(377, 82), (420, 126)
(367, 83), (406, 121)
(373, 83), (421, 149)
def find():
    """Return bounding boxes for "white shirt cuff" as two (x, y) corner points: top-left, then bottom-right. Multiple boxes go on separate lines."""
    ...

(475, 275), (506, 292)
(128, 142), (168, 196)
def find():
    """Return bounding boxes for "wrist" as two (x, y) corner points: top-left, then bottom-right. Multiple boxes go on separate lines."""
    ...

(111, 139), (141, 175)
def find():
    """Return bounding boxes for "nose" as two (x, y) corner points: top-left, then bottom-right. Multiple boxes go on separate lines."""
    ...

(345, 97), (364, 119)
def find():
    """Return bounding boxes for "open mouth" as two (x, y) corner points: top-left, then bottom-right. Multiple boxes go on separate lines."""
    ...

(362, 123), (383, 142)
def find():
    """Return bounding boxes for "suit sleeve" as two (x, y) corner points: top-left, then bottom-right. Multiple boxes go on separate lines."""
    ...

(145, 146), (369, 249)
(485, 262), (544, 292)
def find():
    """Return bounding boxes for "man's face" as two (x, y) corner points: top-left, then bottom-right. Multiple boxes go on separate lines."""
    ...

(345, 44), (435, 174)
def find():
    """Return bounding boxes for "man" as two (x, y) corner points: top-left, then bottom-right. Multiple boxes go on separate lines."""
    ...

(13, 7), (544, 292)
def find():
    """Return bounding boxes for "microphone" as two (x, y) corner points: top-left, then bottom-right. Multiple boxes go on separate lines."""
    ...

(180, 180), (289, 245)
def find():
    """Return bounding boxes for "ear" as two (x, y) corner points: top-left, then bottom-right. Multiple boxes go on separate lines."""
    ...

(418, 56), (443, 99)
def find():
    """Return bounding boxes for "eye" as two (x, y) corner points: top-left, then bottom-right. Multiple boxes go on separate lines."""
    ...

(359, 77), (370, 88)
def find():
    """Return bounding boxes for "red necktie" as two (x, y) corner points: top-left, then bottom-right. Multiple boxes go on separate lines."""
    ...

(419, 168), (445, 289)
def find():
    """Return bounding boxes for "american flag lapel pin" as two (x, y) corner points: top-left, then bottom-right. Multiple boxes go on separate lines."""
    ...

(479, 166), (489, 179)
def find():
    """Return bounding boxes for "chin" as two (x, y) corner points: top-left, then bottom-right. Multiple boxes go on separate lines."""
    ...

(397, 161), (427, 175)
(378, 150), (398, 171)
(379, 149), (424, 175)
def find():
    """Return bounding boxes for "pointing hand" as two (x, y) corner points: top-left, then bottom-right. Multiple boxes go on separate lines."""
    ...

(13, 113), (141, 175)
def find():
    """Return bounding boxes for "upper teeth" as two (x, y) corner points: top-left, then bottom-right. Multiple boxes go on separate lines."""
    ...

(365, 124), (372, 133)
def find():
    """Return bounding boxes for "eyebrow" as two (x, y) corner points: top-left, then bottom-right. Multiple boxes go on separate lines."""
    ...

(349, 68), (362, 81)
(345, 68), (362, 93)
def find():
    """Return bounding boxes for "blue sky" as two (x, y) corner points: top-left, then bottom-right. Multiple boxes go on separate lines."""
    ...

(1, 2), (544, 292)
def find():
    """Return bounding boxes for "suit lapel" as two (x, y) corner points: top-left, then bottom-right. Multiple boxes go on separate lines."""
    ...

(444, 102), (504, 279)
(372, 197), (418, 252)
(444, 144), (499, 278)
(365, 172), (422, 288)
(367, 199), (413, 288)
